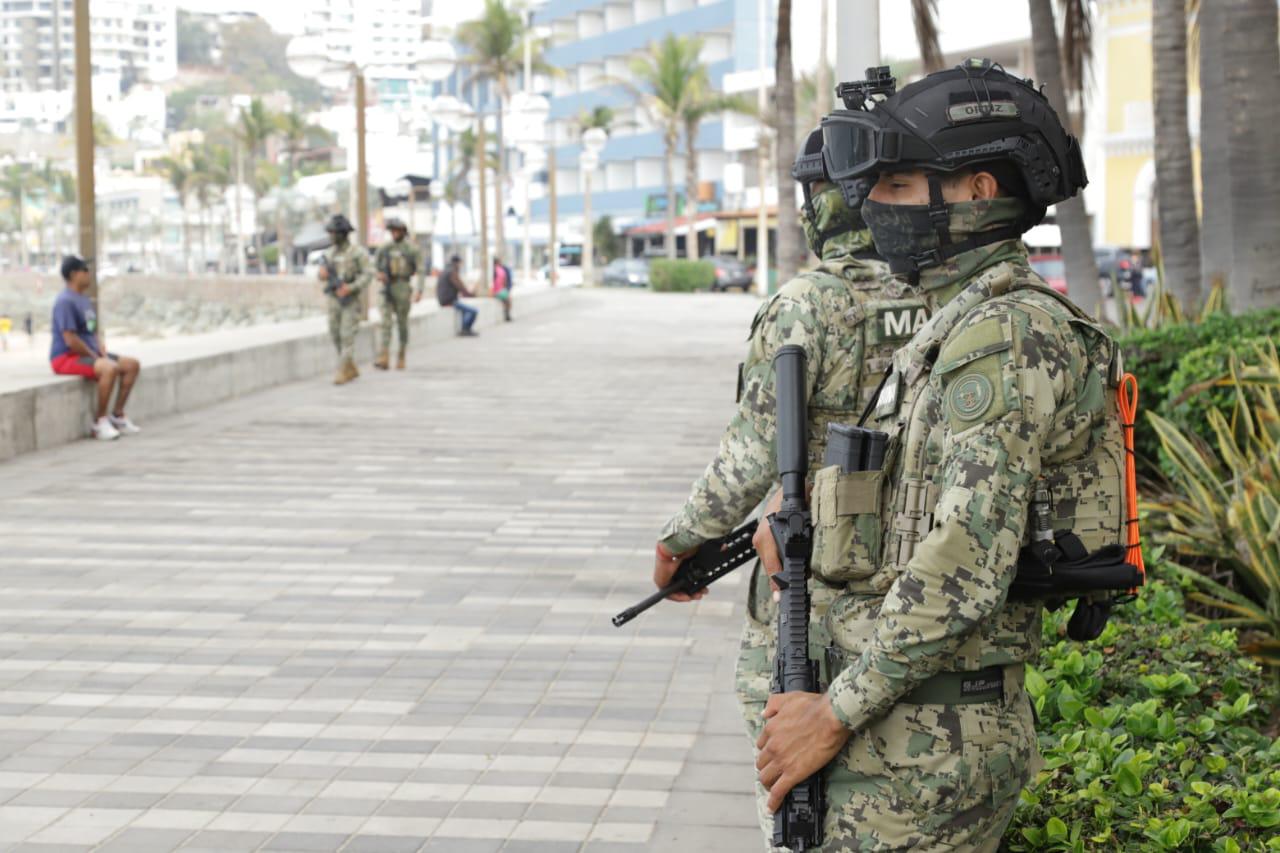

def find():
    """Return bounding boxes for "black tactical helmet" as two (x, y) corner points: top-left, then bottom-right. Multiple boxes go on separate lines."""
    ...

(791, 126), (871, 255)
(325, 213), (354, 234)
(385, 217), (406, 231)
(822, 58), (1087, 223)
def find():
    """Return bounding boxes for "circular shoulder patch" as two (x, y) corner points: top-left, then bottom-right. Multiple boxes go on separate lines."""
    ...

(950, 373), (994, 421)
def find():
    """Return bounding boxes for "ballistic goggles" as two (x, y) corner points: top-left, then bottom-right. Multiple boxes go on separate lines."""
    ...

(819, 111), (923, 182)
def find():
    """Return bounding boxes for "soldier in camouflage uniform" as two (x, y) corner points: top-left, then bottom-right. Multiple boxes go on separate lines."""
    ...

(372, 218), (425, 371)
(755, 61), (1127, 850)
(655, 129), (925, 848)
(319, 214), (372, 385)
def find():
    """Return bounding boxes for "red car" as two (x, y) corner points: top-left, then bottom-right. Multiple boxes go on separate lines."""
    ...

(1029, 253), (1068, 295)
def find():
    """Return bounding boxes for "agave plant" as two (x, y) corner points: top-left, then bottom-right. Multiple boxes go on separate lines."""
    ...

(1146, 341), (1280, 668)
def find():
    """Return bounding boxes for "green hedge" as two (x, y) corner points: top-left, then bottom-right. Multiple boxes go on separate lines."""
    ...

(1120, 308), (1280, 475)
(1007, 573), (1280, 852)
(649, 259), (715, 292)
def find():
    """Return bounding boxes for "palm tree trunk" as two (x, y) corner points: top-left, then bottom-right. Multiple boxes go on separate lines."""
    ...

(181, 195), (191, 273)
(1197, 0), (1231, 300)
(664, 134), (677, 260)
(1221, 0), (1280, 310)
(1028, 0), (1102, 313)
(684, 124), (700, 261)
(774, 0), (803, 283)
(816, 0), (832, 128)
(1152, 0), (1202, 309)
(494, 78), (507, 264)
(17, 193), (27, 269)
(199, 203), (208, 274)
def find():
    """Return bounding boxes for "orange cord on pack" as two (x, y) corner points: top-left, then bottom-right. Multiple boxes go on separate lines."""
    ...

(1118, 373), (1145, 580)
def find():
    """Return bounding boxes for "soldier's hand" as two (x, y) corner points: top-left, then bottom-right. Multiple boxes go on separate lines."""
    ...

(757, 692), (849, 813)
(318, 266), (329, 282)
(653, 542), (703, 602)
(413, 292), (423, 303)
(377, 272), (389, 283)
(336, 285), (352, 298)
(753, 490), (785, 594)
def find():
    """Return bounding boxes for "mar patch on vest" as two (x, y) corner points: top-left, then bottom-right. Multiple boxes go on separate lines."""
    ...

(876, 305), (929, 342)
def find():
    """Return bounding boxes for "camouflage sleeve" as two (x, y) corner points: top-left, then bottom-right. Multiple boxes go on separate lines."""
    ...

(350, 249), (372, 295)
(826, 300), (1075, 731)
(413, 245), (426, 295)
(659, 288), (827, 554)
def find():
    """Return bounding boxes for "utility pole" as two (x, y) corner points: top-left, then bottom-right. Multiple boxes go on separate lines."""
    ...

(73, 0), (97, 315)
(354, 69), (370, 316)
(548, 144), (557, 287)
(477, 115), (490, 294)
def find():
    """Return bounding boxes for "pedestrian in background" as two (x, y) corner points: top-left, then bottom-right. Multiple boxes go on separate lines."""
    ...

(49, 255), (143, 441)
(373, 218), (424, 370)
(492, 256), (514, 322)
(438, 255), (479, 337)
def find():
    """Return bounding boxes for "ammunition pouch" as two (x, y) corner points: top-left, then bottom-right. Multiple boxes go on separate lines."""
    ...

(811, 425), (889, 585)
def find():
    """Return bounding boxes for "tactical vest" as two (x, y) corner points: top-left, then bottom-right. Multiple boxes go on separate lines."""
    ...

(386, 245), (417, 280)
(812, 266), (1127, 669)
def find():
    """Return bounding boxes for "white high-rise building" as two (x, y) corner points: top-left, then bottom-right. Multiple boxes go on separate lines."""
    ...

(302, 0), (422, 110)
(0, 0), (177, 96)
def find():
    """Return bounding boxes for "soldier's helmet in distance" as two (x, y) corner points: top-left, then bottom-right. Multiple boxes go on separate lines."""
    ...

(385, 217), (406, 231)
(821, 57), (1087, 224)
(792, 125), (871, 256)
(325, 213), (355, 234)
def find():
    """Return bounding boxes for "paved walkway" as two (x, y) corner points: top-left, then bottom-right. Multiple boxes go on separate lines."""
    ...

(0, 290), (766, 853)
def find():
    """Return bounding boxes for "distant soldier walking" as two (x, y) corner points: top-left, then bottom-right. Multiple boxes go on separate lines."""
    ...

(373, 217), (424, 370)
(318, 214), (371, 385)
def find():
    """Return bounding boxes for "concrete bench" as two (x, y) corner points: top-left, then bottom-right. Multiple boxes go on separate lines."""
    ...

(0, 287), (568, 463)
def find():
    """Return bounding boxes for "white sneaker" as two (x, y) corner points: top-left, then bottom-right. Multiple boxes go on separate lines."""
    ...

(92, 417), (120, 441)
(108, 414), (141, 435)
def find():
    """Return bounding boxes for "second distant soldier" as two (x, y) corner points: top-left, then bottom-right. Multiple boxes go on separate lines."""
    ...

(373, 217), (424, 370)
(319, 214), (371, 385)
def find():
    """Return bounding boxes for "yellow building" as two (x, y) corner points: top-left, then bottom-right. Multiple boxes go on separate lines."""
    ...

(1085, 0), (1201, 250)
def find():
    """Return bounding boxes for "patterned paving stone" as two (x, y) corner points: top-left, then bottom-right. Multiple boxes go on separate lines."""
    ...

(0, 291), (761, 851)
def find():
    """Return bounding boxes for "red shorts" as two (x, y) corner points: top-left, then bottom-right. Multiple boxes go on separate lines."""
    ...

(51, 352), (116, 379)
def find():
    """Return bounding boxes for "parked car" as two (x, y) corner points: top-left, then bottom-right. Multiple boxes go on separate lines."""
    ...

(601, 258), (650, 287)
(710, 257), (753, 292)
(1029, 253), (1068, 295)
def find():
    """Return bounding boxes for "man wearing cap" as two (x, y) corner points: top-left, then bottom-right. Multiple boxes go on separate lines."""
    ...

(49, 255), (142, 441)
(318, 214), (371, 384)
(372, 218), (424, 370)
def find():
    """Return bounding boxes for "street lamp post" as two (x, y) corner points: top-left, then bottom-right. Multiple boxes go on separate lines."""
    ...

(425, 95), (475, 261)
(509, 91), (550, 287)
(73, 0), (97, 314)
(580, 127), (607, 289)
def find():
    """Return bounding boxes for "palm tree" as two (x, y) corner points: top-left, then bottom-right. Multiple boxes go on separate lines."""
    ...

(236, 98), (276, 258)
(159, 155), (195, 272)
(774, 0), (804, 281)
(457, 0), (550, 266)
(0, 162), (42, 269)
(1028, 0), (1102, 312)
(623, 34), (707, 259)
(1199, 0), (1280, 310)
(192, 144), (233, 272)
(912, 0), (945, 73)
(1152, 0), (1201, 308)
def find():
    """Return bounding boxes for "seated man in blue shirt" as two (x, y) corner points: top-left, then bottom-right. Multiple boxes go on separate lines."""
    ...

(49, 255), (142, 441)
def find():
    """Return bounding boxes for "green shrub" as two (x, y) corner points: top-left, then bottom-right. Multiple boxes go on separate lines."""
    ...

(1119, 307), (1280, 475)
(1007, 574), (1280, 852)
(649, 259), (715, 292)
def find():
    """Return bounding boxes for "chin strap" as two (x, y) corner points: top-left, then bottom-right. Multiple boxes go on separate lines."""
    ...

(902, 174), (1027, 287)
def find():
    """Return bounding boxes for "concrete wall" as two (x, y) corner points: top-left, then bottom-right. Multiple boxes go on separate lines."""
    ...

(0, 288), (569, 463)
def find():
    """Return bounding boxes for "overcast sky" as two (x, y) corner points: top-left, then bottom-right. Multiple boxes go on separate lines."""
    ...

(177, 0), (1033, 67)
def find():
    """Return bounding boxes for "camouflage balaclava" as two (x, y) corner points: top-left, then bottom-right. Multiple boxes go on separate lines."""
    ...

(801, 185), (876, 260)
(862, 193), (1028, 288)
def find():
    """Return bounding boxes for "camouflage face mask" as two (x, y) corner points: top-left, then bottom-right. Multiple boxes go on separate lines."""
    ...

(801, 186), (866, 257)
(862, 195), (1027, 277)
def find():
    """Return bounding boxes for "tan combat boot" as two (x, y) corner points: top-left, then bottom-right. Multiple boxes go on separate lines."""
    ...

(333, 362), (350, 385)
(395, 351), (406, 370)
(342, 358), (359, 383)
(373, 350), (390, 370)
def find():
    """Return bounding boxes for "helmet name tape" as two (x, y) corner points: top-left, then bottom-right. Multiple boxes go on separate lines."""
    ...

(946, 100), (1020, 123)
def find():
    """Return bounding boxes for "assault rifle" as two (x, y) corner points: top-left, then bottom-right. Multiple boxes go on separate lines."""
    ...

(769, 344), (824, 851)
(612, 520), (758, 627)
(324, 255), (356, 306)
(376, 250), (393, 303)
